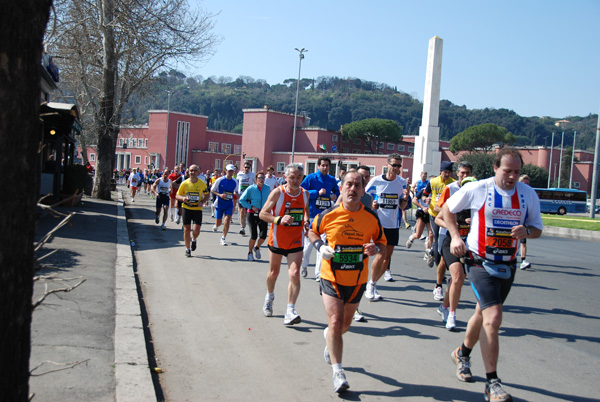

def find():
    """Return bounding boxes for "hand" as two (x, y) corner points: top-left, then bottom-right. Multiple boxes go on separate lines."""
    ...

(364, 243), (378, 256)
(280, 215), (294, 225)
(319, 188), (326, 196)
(450, 237), (466, 257)
(511, 225), (528, 239)
(320, 245), (335, 260)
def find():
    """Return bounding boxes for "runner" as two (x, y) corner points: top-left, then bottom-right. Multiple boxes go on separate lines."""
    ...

(444, 148), (542, 402)
(168, 167), (181, 222)
(518, 174), (532, 270)
(406, 190), (433, 252)
(308, 170), (386, 393)
(300, 156), (340, 279)
(176, 165), (209, 257)
(264, 165), (280, 191)
(364, 153), (409, 299)
(238, 171), (271, 261)
(211, 165), (238, 246)
(208, 169), (220, 217)
(151, 169), (172, 230)
(236, 162), (255, 235)
(128, 168), (141, 202)
(259, 163), (310, 325)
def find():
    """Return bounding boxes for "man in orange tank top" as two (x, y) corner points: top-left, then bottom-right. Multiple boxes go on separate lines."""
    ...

(259, 164), (310, 326)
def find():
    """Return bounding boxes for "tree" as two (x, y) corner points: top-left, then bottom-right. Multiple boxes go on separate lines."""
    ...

(1, 1), (51, 400)
(457, 152), (496, 180)
(341, 118), (403, 154)
(521, 164), (548, 188)
(46, 0), (220, 199)
(450, 123), (516, 153)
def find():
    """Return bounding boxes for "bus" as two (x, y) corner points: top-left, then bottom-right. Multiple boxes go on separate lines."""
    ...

(533, 188), (587, 215)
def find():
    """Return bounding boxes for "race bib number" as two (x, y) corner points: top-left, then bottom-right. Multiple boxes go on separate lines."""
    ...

(379, 193), (399, 209)
(240, 185), (249, 193)
(224, 192), (233, 200)
(159, 187), (169, 194)
(331, 245), (364, 271)
(286, 208), (304, 226)
(485, 227), (516, 256)
(315, 196), (331, 210)
(187, 192), (200, 204)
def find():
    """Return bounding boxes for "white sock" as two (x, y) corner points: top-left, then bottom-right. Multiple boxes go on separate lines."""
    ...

(266, 292), (274, 301)
(332, 363), (342, 374)
(287, 304), (295, 312)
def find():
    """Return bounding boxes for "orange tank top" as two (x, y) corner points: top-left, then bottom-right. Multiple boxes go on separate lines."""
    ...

(268, 185), (308, 250)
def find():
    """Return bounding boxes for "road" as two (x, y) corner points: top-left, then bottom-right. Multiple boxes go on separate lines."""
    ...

(126, 191), (599, 402)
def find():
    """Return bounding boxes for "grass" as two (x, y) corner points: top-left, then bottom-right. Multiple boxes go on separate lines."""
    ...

(542, 215), (600, 231)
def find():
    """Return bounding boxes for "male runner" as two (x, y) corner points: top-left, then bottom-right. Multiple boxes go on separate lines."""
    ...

(211, 164), (238, 245)
(259, 164), (310, 325)
(444, 148), (542, 402)
(168, 166), (181, 222)
(364, 153), (409, 299)
(128, 168), (141, 202)
(518, 174), (532, 270)
(300, 156), (340, 279)
(176, 165), (209, 257)
(309, 170), (386, 393)
(152, 169), (172, 230)
(264, 165), (280, 191)
(236, 162), (255, 235)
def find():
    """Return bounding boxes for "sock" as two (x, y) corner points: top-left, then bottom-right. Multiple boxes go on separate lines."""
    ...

(436, 283), (442, 288)
(287, 304), (295, 312)
(266, 292), (274, 301)
(459, 343), (472, 358)
(449, 311), (456, 316)
(254, 246), (260, 251)
(332, 363), (342, 374)
(486, 371), (498, 382)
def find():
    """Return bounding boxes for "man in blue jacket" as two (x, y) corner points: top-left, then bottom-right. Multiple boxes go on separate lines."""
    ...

(239, 171), (271, 261)
(300, 156), (340, 279)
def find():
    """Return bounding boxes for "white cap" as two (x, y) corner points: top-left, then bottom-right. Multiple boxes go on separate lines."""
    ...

(226, 164), (235, 171)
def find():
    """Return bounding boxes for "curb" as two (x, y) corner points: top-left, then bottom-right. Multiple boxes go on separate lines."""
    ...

(543, 226), (600, 243)
(114, 193), (156, 401)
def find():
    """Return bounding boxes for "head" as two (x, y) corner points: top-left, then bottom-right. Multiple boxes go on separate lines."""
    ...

(341, 171), (365, 207)
(174, 166), (180, 174)
(243, 162), (251, 173)
(420, 171), (428, 181)
(357, 165), (371, 184)
(339, 167), (347, 179)
(225, 164), (235, 178)
(267, 165), (275, 176)
(162, 169), (170, 179)
(255, 171), (265, 186)
(519, 174), (531, 186)
(284, 163), (304, 190)
(188, 164), (199, 179)
(179, 163), (185, 171)
(386, 153), (403, 177)
(317, 156), (331, 175)
(456, 161), (473, 186)
(440, 161), (453, 180)
(494, 148), (523, 191)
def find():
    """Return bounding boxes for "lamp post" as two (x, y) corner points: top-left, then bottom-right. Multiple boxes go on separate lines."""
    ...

(291, 47), (307, 164)
(163, 89), (173, 169)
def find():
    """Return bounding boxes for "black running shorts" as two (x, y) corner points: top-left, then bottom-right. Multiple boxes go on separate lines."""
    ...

(182, 208), (203, 226)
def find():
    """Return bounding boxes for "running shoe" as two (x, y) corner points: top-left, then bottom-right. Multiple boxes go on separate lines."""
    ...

(247, 252), (254, 261)
(170, 213), (173, 222)
(405, 222), (411, 229)
(446, 312), (457, 331)
(384, 270), (394, 282)
(420, 235), (426, 240)
(354, 309), (366, 322)
(301, 266), (307, 278)
(333, 370), (350, 393)
(485, 378), (512, 402)
(451, 347), (474, 382)
(283, 309), (301, 325)
(433, 286), (444, 301)
(176, 216), (181, 225)
(520, 260), (531, 270)
(239, 228), (246, 235)
(220, 237), (227, 246)
(437, 304), (449, 323)
(212, 225), (217, 232)
(427, 253), (435, 268)
(365, 282), (382, 300)
(406, 238), (413, 248)
(262, 296), (273, 317)
(323, 327), (331, 364)
(155, 216), (159, 224)
(254, 247), (261, 260)
(191, 239), (197, 251)
(131, 198), (135, 202)
(161, 224), (166, 231)
(185, 249), (191, 258)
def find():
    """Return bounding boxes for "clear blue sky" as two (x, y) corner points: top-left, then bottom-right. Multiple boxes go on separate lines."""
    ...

(187, 0), (600, 119)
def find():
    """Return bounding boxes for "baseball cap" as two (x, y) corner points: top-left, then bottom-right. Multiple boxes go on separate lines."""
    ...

(225, 164), (235, 171)
(440, 161), (453, 172)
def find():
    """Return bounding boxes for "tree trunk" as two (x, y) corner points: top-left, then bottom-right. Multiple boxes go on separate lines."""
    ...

(0, 1), (51, 400)
(92, 0), (117, 200)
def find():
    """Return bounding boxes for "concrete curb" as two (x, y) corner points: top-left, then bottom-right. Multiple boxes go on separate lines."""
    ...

(115, 194), (156, 401)
(543, 226), (600, 242)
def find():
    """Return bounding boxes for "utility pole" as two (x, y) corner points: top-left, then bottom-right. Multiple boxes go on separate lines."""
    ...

(291, 48), (307, 164)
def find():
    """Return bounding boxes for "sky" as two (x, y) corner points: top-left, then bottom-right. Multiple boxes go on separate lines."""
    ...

(185, 0), (600, 119)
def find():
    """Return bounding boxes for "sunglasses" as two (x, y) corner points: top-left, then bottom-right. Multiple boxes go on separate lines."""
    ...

(389, 163), (402, 168)
(256, 176), (265, 179)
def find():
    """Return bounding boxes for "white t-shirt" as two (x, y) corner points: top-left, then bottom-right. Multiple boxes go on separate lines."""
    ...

(264, 175), (280, 191)
(237, 171), (256, 193)
(129, 173), (141, 188)
(156, 178), (172, 195)
(446, 177), (543, 261)
(365, 174), (407, 229)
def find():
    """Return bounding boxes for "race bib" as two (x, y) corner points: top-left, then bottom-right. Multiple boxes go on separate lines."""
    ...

(331, 245), (364, 271)
(240, 185), (249, 193)
(315, 196), (331, 210)
(286, 208), (304, 226)
(378, 193), (399, 209)
(187, 192), (200, 204)
(224, 192), (233, 200)
(159, 187), (169, 194)
(485, 227), (516, 256)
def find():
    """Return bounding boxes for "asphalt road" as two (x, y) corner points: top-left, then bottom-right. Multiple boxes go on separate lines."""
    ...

(126, 191), (599, 402)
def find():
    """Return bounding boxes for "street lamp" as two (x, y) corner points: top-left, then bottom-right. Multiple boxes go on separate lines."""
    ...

(163, 89), (173, 169)
(291, 48), (307, 164)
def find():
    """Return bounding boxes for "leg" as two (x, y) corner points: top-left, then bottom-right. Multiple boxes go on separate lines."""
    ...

(448, 262), (466, 312)
(192, 223), (201, 241)
(479, 304), (503, 374)
(323, 294), (359, 365)
(266, 251), (282, 293)
(286, 251), (303, 304)
(302, 237), (313, 269)
(222, 214), (232, 237)
(464, 303), (483, 350)
(162, 205), (168, 223)
(183, 225), (191, 249)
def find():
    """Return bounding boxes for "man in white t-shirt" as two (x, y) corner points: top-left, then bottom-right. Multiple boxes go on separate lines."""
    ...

(443, 148), (542, 402)
(364, 153), (409, 300)
(264, 165), (280, 191)
(236, 162), (255, 235)
(128, 168), (141, 202)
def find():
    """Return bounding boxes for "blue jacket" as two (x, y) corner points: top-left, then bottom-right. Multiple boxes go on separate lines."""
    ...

(301, 171), (340, 219)
(239, 183), (271, 210)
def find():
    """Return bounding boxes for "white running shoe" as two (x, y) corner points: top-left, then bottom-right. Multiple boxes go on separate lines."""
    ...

(433, 286), (444, 301)
(333, 370), (350, 393)
(247, 252), (254, 261)
(365, 282), (382, 300)
(446, 312), (457, 331)
(283, 309), (301, 325)
(520, 260), (531, 270)
(262, 296), (273, 317)
(239, 228), (245, 235)
(220, 237), (227, 246)
(212, 225), (217, 232)
(384, 270), (394, 282)
(354, 309), (366, 322)
(254, 247), (261, 260)
(420, 235), (426, 240)
(406, 238), (413, 248)
(437, 304), (449, 322)
(301, 266), (308, 278)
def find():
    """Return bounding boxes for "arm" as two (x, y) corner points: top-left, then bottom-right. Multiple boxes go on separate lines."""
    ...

(442, 203), (465, 257)
(259, 187), (292, 225)
(239, 187), (253, 210)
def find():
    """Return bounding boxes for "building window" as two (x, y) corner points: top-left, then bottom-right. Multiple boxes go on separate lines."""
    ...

(144, 156), (148, 165)
(145, 139), (148, 148)
(175, 121), (190, 167)
(215, 159), (221, 169)
(222, 143), (231, 154)
(353, 138), (361, 145)
(305, 161), (316, 175)
(138, 139), (143, 147)
(341, 147), (349, 153)
(234, 144), (242, 154)
(342, 137), (349, 143)
(387, 143), (395, 150)
(89, 153), (95, 161)
(129, 139), (135, 148)
(332, 134), (338, 142)
(209, 141), (219, 153)
(408, 146), (414, 152)
(118, 138), (124, 146)
(573, 182), (580, 188)
(135, 155), (141, 164)
(277, 162), (285, 172)
(367, 166), (375, 176)
(378, 142), (384, 149)
(365, 150), (372, 154)
(398, 144), (405, 151)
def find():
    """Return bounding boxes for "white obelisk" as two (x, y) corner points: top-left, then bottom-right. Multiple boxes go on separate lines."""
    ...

(413, 36), (443, 184)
